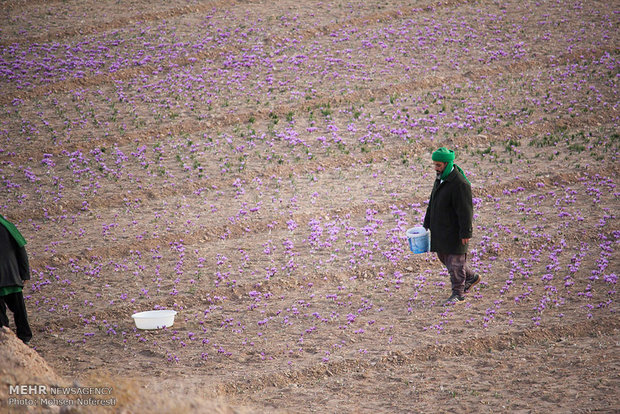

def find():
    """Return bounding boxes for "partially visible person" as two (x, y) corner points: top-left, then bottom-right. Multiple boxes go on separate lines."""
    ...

(423, 147), (480, 305)
(0, 214), (33, 344)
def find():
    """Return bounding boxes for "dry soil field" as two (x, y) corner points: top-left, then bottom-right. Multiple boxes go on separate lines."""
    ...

(0, 0), (618, 413)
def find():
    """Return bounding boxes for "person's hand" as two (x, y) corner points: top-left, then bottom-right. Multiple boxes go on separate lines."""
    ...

(461, 238), (470, 245)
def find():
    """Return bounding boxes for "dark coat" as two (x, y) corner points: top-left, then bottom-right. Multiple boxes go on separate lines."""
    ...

(0, 223), (30, 288)
(423, 167), (473, 254)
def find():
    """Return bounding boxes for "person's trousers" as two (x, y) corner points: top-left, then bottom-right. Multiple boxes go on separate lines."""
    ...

(437, 252), (476, 296)
(0, 291), (33, 343)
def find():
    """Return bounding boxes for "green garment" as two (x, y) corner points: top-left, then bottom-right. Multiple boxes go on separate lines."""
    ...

(432, 147), (470, 184)
(0, 286), (23, 296)
(0, 214), (26, 247)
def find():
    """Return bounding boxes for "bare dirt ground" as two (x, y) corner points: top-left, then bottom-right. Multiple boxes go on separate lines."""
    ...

(0, 0), (618, 412)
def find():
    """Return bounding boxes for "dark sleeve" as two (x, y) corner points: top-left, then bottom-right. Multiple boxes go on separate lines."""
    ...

(423, 204), (430, 229)
(423, 183), (436, 229)
(15, 245), (30, 281)
(454, 181), (473, 239)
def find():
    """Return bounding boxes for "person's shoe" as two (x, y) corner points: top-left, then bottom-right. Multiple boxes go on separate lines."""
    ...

(443, 294), (465, 306)
(464, 274), (481, 293)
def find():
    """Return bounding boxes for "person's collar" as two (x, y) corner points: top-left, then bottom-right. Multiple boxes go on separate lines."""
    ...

(440, 166), (454, 183)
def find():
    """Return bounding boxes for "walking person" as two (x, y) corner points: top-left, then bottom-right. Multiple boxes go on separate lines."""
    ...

(0, 214), (33, 344)
(423, 147), (480, 305)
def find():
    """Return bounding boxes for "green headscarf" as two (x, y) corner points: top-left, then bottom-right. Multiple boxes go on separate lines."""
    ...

(0, 214), (27, 248)
(432, 147), (470, 184)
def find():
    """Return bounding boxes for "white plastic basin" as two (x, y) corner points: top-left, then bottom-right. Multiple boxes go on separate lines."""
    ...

(131, 310), (177, 330)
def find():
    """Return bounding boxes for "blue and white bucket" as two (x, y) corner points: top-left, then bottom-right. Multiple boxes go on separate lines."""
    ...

(406, 227), (430, 254)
